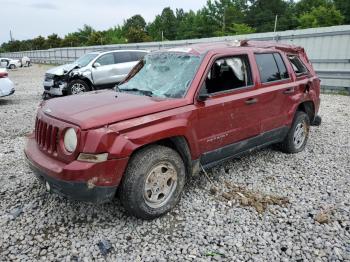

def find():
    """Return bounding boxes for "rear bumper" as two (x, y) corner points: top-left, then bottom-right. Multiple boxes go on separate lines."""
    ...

(24, 135), (129, 204)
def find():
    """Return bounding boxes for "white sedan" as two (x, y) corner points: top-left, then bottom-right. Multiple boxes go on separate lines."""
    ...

(0, 68), (15, 97)
(0, 58), (22, 69)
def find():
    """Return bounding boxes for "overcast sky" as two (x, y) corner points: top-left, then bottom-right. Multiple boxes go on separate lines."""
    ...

(1, 0), (208, 44)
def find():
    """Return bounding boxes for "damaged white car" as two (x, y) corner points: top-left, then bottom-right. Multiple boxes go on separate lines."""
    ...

(0, 58), (22, 69)
(0, 68), (15, 97)
(43, 49), (148, 98)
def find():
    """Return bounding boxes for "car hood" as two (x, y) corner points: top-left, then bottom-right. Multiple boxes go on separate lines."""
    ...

(41, 90), (189, 130)
(46, 63), (79, 76)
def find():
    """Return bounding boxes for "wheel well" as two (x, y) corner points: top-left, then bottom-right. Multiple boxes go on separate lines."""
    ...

(297, 101), (315, 122)
(69, 76), (93, 89)
(129, 136), (194, 177)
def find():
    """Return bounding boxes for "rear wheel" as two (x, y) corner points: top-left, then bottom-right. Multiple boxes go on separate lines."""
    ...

(279, 111), (310, 153)
(9, 64), (16, 69)
(67, 80), (90, 95)
(119, 145), (186, 219)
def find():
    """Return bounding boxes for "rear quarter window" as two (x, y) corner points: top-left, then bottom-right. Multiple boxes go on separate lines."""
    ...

(288, 55), (308, 76)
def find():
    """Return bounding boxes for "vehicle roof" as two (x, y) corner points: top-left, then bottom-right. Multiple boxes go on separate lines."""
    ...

(166, 40), (305, 56)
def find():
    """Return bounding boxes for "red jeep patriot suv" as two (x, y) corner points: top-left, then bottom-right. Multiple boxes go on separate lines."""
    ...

(25, 41), (321, 219)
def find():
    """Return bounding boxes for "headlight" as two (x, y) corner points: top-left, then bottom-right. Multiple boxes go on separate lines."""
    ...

(64, 128), (77, 153)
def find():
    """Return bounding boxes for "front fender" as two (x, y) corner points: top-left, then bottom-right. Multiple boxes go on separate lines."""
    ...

(108, 118), (199, 159)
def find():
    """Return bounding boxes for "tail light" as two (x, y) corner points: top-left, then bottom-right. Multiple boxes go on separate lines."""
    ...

(0, 72), (8, 78)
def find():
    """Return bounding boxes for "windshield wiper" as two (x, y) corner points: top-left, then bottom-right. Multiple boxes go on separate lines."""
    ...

(119, 88), (153, 97)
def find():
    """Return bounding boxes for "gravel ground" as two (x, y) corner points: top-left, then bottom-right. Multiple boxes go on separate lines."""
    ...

(0, 65), (349, 261)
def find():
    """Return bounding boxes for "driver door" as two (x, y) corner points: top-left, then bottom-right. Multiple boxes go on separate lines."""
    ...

(194, 53), (261, 165)
(91, 53), (116, 85)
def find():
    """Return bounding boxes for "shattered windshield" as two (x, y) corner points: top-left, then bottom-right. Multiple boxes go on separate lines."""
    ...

(119, 52), (202, 98)
(75, 53), (98, 67)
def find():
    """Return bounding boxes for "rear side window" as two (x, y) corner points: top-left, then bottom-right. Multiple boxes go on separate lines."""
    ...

(96, 53), (115, 66)
(255, 53), (289, 83)
(130, 52), (147, 61)
(115, 52), (132, 63)
(273, 53), (289, 79)
(288, 55), (308, 76)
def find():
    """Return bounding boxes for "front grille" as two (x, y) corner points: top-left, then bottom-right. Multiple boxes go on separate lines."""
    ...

(35, 118), (59, 154)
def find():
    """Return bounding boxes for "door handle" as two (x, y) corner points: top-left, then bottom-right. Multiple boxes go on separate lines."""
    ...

(283, 87), (295, 94)
(245, 98), (258, 105)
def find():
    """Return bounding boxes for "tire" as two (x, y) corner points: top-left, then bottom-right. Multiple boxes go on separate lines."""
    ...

(9, 64), (16, 69)
(119, 145), (186, 219)
(279, 111), (310, 154)
(67, 80), (90, 95)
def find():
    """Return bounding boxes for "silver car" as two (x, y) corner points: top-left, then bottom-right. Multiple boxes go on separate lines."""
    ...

(43, 50), (149, 97)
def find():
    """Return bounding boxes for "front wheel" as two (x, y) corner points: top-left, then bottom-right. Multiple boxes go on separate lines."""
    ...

(279, 111), (310, 153)
(9, 64), (16, 69)
(119, 145), (186, 219)
(67, 80), (90, 95)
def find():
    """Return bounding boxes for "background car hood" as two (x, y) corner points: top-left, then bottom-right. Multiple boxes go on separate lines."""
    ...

(42, 90), (188, 129)
(46, 63), (79, 76)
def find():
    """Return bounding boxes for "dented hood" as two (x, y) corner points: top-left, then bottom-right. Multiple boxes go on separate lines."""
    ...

(46, 63), (78, 76)
(41, 90), (188, 129)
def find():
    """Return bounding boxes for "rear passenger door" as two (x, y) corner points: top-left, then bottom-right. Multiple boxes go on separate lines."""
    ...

(254, 52), (295, 132)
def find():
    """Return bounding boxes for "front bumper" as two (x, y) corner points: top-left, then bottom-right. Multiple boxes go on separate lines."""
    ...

(43, 85), (65, 96)
(27, 158), (117, 203)
(24, 135), (129, 204)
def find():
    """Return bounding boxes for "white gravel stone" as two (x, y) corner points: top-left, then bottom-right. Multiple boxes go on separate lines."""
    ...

(0, 65), (349, 261)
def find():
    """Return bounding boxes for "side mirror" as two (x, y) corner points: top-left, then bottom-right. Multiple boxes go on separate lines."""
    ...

(197, 83), (209, 102)
(93, 62), (101, 68)
(198, 93), (209, 102)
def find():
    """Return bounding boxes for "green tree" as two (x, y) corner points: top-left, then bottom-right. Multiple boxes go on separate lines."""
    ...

(123, 15), (147, 32)
(32, 36), (47, 50)
(61, 33), (81, 47)
(245, 0), (297, 32)
(125, 27), (151, 43)
(77, 24), (95, 44)
(104, 26), (127, 44)
(298, 5), (344, 28)
(295, 0), (332, 16)
(47, 34), (62, 48)
(334, 0), (350, 24)
(229, 23), (256, 35)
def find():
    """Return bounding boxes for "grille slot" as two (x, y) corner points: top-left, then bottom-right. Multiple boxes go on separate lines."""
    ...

(35, 118), (59, 154)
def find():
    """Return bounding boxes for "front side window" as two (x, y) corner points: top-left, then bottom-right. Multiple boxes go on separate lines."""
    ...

(119, 52), (202, 98)
(75, 53), (98, 67)
(288, 55), (308, 76)
(206, 55), (253, 94)
(96, 53), (115, 66)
